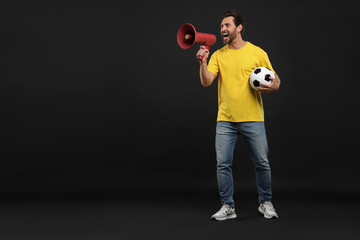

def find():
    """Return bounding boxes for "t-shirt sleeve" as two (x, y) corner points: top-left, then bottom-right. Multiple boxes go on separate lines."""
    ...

(259, 50), (275, 74)
(207, 51), (219, 76)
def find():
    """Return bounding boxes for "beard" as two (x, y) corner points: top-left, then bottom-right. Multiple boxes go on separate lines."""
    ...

(222, 30), (237, 44)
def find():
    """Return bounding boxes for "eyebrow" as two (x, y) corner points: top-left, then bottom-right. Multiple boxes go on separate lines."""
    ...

(220, 23), (231, 27)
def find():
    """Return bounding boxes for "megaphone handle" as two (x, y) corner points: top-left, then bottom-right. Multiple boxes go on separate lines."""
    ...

(198, 45), (210, 61)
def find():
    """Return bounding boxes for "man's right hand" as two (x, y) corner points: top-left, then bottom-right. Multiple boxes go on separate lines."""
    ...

(196, 45), (210, 63)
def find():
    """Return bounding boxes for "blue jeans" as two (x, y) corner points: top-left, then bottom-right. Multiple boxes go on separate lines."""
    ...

(215, 121), (272, 206)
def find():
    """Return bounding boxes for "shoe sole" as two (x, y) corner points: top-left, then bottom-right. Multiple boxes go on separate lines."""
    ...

(211, 213), (237, 221)
(258, 207), (278, 219)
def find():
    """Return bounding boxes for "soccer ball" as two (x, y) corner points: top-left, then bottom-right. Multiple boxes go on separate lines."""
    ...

(249, 67), (275, 91)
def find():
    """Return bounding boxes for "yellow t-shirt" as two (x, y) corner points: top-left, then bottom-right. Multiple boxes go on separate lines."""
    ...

(207, 42), (275, 122)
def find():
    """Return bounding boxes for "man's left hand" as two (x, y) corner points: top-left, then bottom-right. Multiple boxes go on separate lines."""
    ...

(257, 73), (281, 93)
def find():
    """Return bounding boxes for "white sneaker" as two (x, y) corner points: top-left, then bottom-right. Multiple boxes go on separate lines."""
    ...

(258, 201), (278, 219)
(211, 204), (237, 221)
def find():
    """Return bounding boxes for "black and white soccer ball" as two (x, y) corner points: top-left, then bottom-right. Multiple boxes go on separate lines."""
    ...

(249, 67), (275, 91)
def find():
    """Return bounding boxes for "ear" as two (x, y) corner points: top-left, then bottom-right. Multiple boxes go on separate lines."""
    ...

(237, 24), (243, 34)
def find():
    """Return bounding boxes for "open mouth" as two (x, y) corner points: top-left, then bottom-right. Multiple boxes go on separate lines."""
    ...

(222, 32), (230, 40)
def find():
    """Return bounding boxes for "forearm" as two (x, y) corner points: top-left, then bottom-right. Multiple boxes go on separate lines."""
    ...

(258, 72), (281, 93)
(199, 62), (213, 87)
(274, 73), (280, 89)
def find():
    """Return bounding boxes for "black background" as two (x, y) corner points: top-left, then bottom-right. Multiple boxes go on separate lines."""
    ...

(1, 0), (359, 198)
(1, 1), (360, 239)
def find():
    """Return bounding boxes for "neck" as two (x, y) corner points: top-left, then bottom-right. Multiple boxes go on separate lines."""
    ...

(227, 36), (247, 50)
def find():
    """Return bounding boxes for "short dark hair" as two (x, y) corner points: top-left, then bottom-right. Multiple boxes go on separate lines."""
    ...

(222, 10), (245, 36)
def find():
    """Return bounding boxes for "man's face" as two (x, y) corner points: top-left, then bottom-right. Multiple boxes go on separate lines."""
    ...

(220, 17), (240, 44)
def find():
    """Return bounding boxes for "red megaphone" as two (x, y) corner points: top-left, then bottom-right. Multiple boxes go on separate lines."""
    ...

(177, 23), (216, 61)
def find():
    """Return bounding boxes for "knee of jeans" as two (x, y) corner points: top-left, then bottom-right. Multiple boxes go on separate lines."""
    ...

(256, 159), (271, 171)
(216, 160), (232, 172)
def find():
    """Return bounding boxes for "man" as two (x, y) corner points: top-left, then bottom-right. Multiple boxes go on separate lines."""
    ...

(196, 10), (280, 220)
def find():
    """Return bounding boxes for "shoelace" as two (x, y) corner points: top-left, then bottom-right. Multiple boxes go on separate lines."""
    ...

(221, 205), (234, 214)
(263, 202), (275, 212)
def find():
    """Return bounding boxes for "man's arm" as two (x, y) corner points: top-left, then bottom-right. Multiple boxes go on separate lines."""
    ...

(197, 46), (216, 87)
(258, 72), (281, 93)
